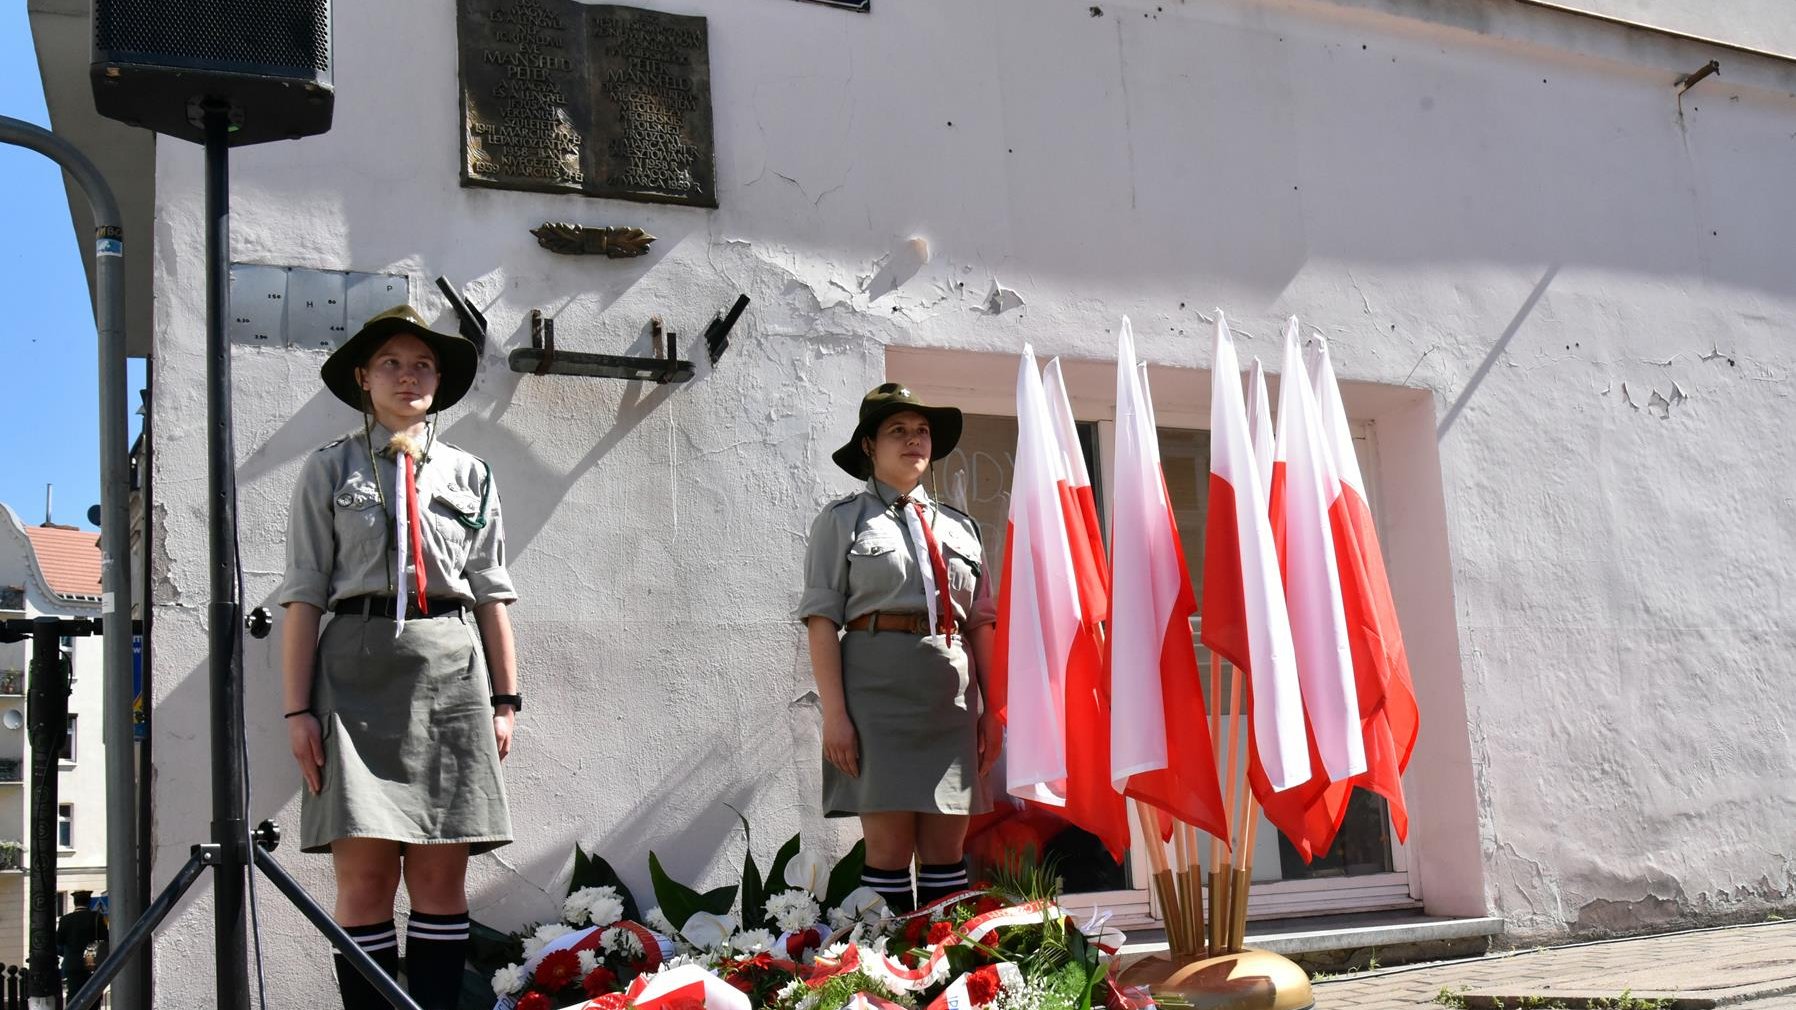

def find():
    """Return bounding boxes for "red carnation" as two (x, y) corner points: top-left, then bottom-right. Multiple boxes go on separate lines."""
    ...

(534, 949), (581, 992)
(898, 951), (920, 969)
(903, 916), (930, 947)
(927, 921), (953, 945)
(664, 996), (706, 1010)
(965, 965), (1002, 1007)
(972, 896), (1004, 916)
(583, 965), (620, 997)
(516, 994), (552, 1010)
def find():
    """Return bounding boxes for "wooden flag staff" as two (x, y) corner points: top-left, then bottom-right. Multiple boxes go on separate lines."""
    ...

(1119, 650), (1312, 1009)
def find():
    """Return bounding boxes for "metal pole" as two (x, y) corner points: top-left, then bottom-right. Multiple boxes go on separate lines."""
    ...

(26, 617), (69, 1010)
(0, 114), (140, 1010)
(252, 850), (425, 1010)
(202, 100), (251, 1006)
(65, 851), (208, 1010)
(202, 102), (251, 1010)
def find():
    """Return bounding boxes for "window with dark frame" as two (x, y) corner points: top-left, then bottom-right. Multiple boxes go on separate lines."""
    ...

(61, 713), (76, 763)
(58, 803), (73, 849)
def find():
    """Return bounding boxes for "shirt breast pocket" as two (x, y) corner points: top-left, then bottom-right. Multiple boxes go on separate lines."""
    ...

(427, 486), (481, 572)
(331, 477), (384, 560)
(938, 531), (982, 593)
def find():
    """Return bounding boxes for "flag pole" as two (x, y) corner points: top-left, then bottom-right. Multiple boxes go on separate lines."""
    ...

(1224, 658), (1254, 952)
(1135, 800), (1185, 956)
(1230, 793), (1262, 952)
(1204, 653), (1225, 958)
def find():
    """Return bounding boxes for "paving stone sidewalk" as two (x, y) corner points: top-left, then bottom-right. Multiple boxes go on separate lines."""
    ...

(1311, 920), (1796, 1008)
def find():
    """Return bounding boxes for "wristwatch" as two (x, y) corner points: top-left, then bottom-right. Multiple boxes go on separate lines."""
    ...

(490, 693), (523, 713)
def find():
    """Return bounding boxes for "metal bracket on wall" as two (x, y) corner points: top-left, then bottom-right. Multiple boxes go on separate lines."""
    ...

(507, 295), (750, 383)
(435, 275), (489, 354)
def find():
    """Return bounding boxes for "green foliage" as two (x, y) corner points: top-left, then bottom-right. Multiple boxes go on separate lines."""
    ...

(983, 852), (1064, 903)
(648, 851), (738, 932)
(1429, 988), (1671, 1010)
(571, 845), (642, 923)
(810, 970), (914, 1010)
(765, 833), (803, 899)
(729, 807), (769, 931)
(824, 839), (868, 909)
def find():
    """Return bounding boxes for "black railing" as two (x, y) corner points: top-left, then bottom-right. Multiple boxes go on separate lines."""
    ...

(0, 963), (26, 1010)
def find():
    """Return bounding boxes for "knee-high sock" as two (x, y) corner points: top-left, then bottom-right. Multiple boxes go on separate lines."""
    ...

(335, 919), (400, 1010)
(405, 910), (471, 1010)
(861, 863), (915, 915)
(917, 860), (970, 904)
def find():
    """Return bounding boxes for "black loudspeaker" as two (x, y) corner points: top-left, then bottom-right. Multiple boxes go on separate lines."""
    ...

(90, 0), (333, 146)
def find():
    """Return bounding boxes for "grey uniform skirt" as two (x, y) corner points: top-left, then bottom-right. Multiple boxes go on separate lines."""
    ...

(301, 609), (513, 854)
(823, 629), (990, 818)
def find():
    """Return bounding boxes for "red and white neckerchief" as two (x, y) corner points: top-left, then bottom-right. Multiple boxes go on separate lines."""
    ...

(894, 492), (956, 642)
(387, 434), (430, 636)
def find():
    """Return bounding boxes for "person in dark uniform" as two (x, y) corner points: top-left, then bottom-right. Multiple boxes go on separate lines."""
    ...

(278, 305), (521, 1010)
(56, 890), (106, 1001)
(798, 383), (1000, 913)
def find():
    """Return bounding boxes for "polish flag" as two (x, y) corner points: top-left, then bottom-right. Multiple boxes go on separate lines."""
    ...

(1042, 356), (1129, 860)
(1042, 359), (1109, 622)
(1246, 357), (1274, 495)
(1250, 318), (1365, 860)
(997, 345), (1081, 807)
(1308, 336), (1419, 842)
(1198, 312), (1308, 791)
(1108, 318), (1229, 842)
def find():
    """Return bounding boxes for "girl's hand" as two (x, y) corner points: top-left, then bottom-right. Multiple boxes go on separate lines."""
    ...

(977, 709), (1003, 777)
(287, 713), (325, 794)
(493, 710), (516, 760)
(823, 708), (860, 778)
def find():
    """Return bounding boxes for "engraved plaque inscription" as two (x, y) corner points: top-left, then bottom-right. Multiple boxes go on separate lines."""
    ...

(459, 0), (717, 208)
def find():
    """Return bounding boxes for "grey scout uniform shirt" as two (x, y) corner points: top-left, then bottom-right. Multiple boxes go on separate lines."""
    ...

(277, 423), (517, 610)
(798, 479), (997, 631)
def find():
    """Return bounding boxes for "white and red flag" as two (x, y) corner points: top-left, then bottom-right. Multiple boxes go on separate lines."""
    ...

(1041, 356), (1129, 859)
(1108, 318), (1229, 842)
(1250, 318), (1364, 860)
(1246, 357), (1274, 494)
(996, 345), (1081, 808)
(1308, 336), (1420, 842)
(1042, 359), (1109, 622)
(1197, 312), (1308, 791)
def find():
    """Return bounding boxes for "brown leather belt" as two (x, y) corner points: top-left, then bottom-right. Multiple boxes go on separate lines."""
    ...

(845, 611), (930, 635)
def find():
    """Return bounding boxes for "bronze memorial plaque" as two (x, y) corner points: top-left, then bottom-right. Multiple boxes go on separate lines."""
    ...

(459, 0), (717, 208)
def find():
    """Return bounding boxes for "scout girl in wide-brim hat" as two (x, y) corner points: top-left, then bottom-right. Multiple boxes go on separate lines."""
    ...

(830, 382), (964, 479)
(279, 302), (519, 1010)
(320, 304), (480, 412)
(801, 380), (998, 916)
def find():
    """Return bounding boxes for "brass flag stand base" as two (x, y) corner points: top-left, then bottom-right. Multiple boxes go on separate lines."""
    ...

(1118, 949), (1314, 1010)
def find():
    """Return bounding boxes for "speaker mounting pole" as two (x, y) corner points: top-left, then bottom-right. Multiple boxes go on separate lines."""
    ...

(201, 97), (252, 1010)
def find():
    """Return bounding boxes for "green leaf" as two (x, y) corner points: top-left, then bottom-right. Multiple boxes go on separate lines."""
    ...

(823, 839), (866, 909)
(766, 833), (802, 896)
(698, 883), (739, 916)
(648, 851), (708, 929)
(729, 806), (769, 929)
(571, 846), (642, 923)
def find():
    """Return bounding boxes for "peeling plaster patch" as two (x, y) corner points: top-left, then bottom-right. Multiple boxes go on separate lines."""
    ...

(1647, 389), (1673, 419)
(863, 237), (930, 301)
(1573, 894), (1682, 934)
(982, 281), (1025, 315)
(1671, 381), (1689, 404)
(1620, 382), (1639, 410)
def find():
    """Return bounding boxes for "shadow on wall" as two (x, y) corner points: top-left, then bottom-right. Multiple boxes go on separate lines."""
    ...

(1437, 262), (1560, 441)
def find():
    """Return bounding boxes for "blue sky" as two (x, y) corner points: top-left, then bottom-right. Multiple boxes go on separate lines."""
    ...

(1, 6), (147, 533)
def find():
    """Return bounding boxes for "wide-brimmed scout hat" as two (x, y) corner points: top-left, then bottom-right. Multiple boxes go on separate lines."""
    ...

(831, 382), (963, 479)
(321, 304), (480, 413)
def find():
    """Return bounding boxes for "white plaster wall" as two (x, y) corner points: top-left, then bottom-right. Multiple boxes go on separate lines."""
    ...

(1561, 0), (1796, 55)
(143, 0), (1796, 1000)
